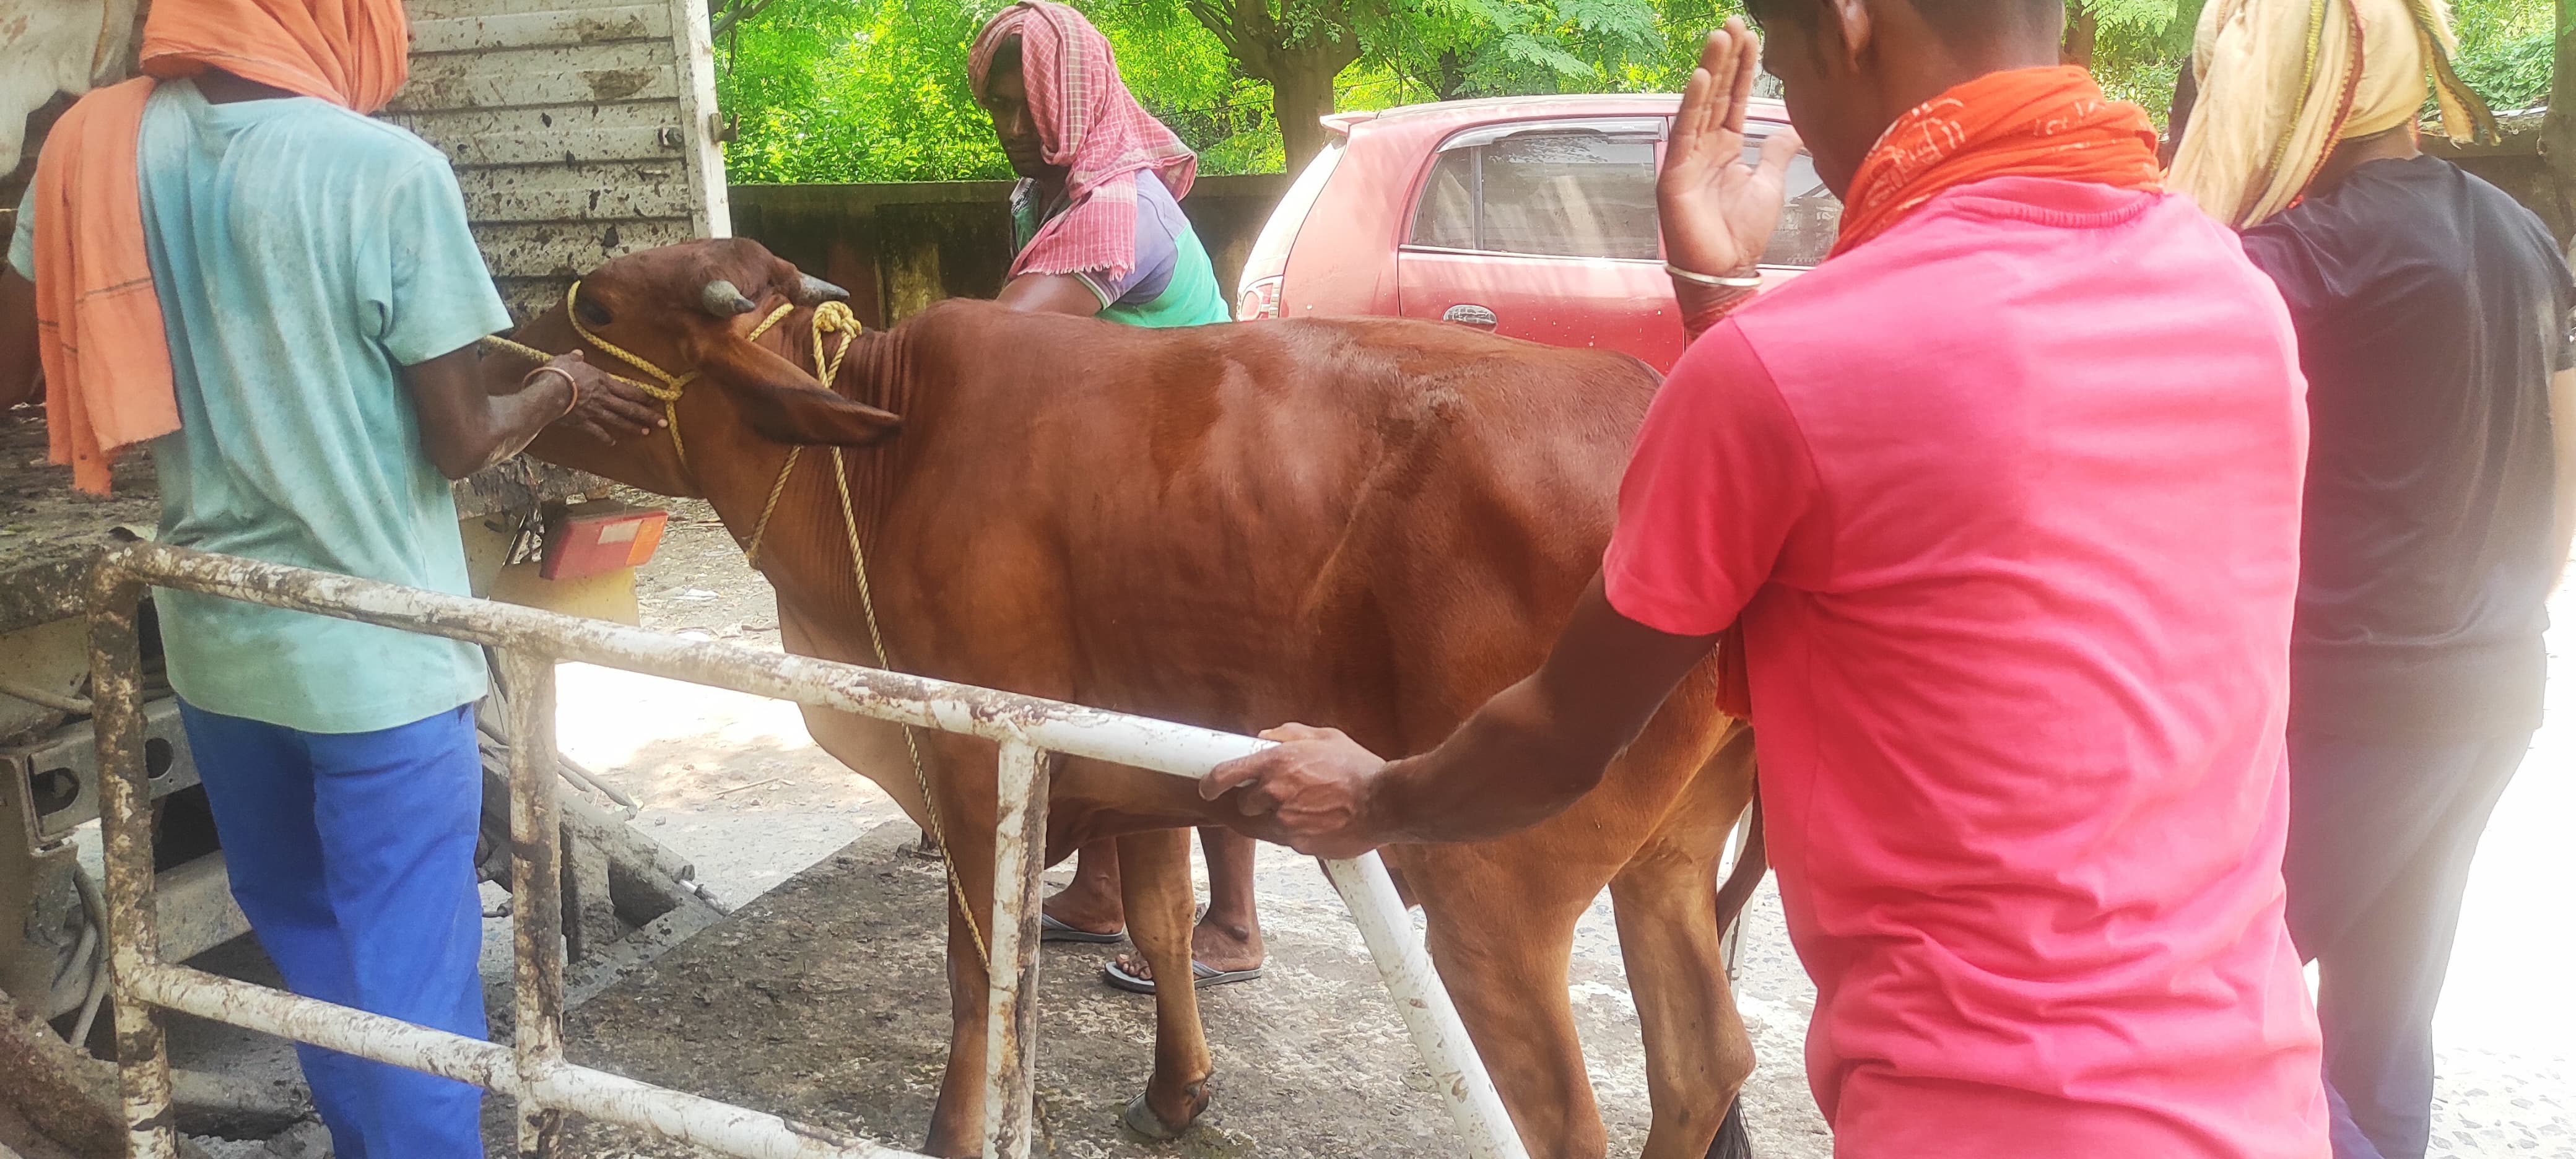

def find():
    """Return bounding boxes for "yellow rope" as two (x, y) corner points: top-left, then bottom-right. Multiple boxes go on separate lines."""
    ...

(742, 446), (803, 568)
(562, 280), (702, 466)
(741, 300), (860, 568)
(474, 285), (855, 481)
(731, 298), (981, 965)
(476, 332), (556, 365)
(832, 446), (991, 971)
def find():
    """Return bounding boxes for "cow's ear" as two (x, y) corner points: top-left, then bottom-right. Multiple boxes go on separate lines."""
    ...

(698, 337), (902, 447)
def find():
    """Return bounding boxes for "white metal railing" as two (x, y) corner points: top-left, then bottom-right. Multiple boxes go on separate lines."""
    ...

(84, 542), (1527, 1159)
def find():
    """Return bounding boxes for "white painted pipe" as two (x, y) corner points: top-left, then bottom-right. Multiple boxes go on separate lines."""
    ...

(982, 740), (1048, 1159)
(1325, 854), (1531, 1159)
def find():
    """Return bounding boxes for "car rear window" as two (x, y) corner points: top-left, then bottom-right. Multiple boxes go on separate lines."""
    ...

(1241, 137), (1346, 296)
(1408, 129), (1661, 261)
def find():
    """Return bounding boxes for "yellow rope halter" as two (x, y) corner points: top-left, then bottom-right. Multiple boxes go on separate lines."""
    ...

(474, 282), (985, 968)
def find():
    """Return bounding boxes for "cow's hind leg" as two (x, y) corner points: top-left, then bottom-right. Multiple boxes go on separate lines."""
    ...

(1116, 827), (1214, 1139)
(1407, 846), (1612, 1159)
(1610, 729), (1759, 1159)
(1610, 849), (1756, 1159)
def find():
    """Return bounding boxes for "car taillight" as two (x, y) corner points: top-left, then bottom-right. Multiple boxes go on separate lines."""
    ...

(1237, 276), (1282, 321)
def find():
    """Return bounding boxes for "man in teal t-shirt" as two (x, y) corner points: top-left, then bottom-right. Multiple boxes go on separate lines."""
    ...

(3, 53), (658, 1155)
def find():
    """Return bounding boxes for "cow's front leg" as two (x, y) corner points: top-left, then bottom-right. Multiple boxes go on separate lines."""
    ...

(1116, 827), (1214, 1139)
(921, 758), (1000, 1157)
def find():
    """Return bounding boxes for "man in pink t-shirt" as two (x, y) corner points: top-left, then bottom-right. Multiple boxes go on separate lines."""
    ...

(1203, 1), (2330, 1155)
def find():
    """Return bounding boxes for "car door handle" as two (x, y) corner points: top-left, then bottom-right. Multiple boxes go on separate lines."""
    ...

(1442, 304), (1499, 331)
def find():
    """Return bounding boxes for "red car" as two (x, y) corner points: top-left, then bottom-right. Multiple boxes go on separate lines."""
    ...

(1235, 94), (1842, 372)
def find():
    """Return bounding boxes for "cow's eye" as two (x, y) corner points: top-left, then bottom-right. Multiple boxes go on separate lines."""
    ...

(575, 296), (615, 328)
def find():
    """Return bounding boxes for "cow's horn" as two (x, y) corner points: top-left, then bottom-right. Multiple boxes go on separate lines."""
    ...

(796, 274), (850, 305)
(702, 280), (757, 317)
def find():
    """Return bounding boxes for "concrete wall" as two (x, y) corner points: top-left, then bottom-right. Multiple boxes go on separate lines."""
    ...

(392, 0), (734, 323)
(729, 175), (1294, 329)
(2426, 113), (2557, 240)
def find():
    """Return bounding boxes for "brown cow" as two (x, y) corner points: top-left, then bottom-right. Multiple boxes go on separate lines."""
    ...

(511, 238), (1760, 1159)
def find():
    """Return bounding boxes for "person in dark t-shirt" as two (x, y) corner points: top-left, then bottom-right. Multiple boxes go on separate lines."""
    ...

(2172, 2), (2576, 1157)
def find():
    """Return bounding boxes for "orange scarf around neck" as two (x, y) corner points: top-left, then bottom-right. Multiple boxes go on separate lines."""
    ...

(32, 0), (411, 493)
(1830, 65), (2164, 258)
(1708, 67), (2161, 721)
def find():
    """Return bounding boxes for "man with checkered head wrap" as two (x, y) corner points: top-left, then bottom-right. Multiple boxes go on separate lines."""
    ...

(968, 1), (1234, 331)
(965, 1), (1256, 998)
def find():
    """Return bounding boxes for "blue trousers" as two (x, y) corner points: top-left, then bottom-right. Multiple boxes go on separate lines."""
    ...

(2282, 729), (2529, 1159)
(178, 700), (489, 1159)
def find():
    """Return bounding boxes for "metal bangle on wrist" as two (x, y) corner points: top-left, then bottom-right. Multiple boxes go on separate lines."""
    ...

(1663, 262), (1765, 289)
(523, 365), (580, 420)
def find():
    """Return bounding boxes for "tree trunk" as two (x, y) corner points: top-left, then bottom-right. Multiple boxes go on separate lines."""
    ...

(1435, 50), (1469, 101)
(2540, 0), (2576, 245)
(1271, 48), (1347, 170)
(2062, 1), (2098, 69)
(1181, 0), (1364, 171)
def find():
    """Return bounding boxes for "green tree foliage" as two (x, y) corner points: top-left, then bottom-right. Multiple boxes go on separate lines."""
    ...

(716, 0), (2554, 183)
(716, 0), (1011, 182)
(2080, 0), (2551, 124)
(2450, 0), (2556, 109)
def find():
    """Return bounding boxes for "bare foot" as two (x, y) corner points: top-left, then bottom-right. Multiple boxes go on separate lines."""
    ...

(1112, 912), (1265, 983)
(1042, 876), (1125, 937)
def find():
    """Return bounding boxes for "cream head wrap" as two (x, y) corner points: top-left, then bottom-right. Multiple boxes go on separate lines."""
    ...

(2168, 0), (2497, 228)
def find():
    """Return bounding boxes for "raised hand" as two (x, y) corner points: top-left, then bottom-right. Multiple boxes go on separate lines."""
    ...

(1658, 20), (1801, 282)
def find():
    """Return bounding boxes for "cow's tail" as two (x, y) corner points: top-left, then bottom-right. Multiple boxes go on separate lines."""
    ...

(1713, 789), (1767, 930)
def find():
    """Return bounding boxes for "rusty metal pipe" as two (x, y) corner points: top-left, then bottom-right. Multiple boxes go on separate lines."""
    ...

(89, 544), (1530, 1159)
(502, 648), (568, 1158)
(69, 865), (111, 1050)
(95, 543), (1266, 776)
(980, 742), (1048, 1159)
(0, 674), (92, 714)
(89, 567), (178, 1158)
(125, 963), (924, 1159)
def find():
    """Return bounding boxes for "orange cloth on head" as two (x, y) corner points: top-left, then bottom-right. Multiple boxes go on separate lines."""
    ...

(1832, 65), (2164, 258)
(30, 0), (410, 493)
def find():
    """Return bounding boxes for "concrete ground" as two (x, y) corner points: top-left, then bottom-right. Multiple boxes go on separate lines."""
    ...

(183, 497), (2575, 1156)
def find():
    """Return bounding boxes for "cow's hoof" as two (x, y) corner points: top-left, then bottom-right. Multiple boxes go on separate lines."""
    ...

(1705, 1097), (1753, 1159)
(1122, 1093), (1189, 1141)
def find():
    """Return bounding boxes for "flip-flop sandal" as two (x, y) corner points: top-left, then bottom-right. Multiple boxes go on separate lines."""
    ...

(1039, 913), (1125, 944)
(1102, 957), (1263, 994)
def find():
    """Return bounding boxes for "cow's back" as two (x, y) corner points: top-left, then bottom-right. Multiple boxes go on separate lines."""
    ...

(874, 303), (1663, 755)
